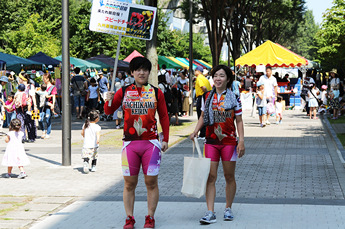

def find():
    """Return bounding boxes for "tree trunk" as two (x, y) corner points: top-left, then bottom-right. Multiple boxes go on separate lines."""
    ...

(145, 0), (158, 87)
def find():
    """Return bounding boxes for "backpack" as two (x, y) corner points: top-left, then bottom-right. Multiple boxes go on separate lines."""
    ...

(163, 84), (173, 103)
(21, 92), (28, 107)
(339, 83), (344, 97)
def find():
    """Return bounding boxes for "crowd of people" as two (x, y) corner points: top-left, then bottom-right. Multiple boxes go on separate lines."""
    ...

(1, 57), (247, 228)
(302, 68), (345, 119)
(0, 72), (57, 143)
(2, 56), (344, 229)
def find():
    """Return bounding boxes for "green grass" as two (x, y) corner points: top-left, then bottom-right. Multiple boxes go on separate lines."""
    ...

(0, 196), (33, 217)
(327, 116), (345, 124)
(337, 133), (345, 149)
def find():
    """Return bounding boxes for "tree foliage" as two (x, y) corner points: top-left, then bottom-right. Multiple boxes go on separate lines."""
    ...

(0, 0), (211, 64)
(315, 0), (345, 71)
(0, 13), (61, 58)
(181, 0), (238, 66)
(156, 10), (211, 63)
(281, 10), (319, 61)
(180, 0), (307, 66)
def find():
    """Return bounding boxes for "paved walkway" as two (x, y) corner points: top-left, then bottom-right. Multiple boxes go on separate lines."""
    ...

(1, 110), (345, 228)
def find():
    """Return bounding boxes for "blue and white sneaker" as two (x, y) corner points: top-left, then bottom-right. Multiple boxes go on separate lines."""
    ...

(199, 211), (216, 224)
(224, 207), (234, 221)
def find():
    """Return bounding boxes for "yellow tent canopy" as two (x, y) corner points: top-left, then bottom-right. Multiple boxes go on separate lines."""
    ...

(235, 40), (308, 68)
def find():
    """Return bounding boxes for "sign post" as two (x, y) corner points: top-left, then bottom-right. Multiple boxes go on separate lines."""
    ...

(109, 35), (122, 105)
(89, 0), (157, 105)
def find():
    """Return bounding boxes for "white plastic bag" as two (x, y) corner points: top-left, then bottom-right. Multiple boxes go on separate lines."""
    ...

(267, 102), (275, 114)
(181, 138), (211, 198)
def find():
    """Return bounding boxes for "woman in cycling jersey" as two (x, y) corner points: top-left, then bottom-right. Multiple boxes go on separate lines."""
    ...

(104, 57), (169, 229)
(190, 65), (245, 225)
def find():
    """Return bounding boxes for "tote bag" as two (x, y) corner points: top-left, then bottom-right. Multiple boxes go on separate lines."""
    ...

(181, 138), (211, 198)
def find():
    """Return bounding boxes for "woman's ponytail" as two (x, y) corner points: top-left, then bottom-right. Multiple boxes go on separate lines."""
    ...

(84, 119), (90, 129)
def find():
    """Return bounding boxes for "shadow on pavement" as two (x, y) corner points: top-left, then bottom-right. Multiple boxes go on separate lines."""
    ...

(26, 153), (62, 166)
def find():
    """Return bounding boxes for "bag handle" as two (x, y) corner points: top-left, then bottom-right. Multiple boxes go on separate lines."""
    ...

(193, 137), (203, 159)
(73, 77), (84, 92)
(309, 89), (321, 103)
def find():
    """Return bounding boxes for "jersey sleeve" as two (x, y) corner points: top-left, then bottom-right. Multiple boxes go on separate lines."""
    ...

(156, 89), (169, 142)
(104, 88), (123, 115)
(234, 96), (242, 115)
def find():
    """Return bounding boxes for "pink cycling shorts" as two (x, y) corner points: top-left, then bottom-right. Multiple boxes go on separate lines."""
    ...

(204, 144), (237, 162)
(122, 140), (161, 176)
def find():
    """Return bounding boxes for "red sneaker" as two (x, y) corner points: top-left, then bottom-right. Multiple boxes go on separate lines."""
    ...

(144, 215), (155, 228)
(123, 215), (135, 229)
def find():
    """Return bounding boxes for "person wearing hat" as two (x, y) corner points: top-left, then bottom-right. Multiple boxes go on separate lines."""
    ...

(195, 65), (212, 139)
(97, 71), (109, 115)
(329, 69), (341, 119)
(17, 74), (37, 142)
(71, 67), (88, 119)
(0, 76), (8, 103)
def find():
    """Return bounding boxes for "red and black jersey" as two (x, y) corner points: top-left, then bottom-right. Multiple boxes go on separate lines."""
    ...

(204, 91), (242, 145)
(104, 83), (169, 142)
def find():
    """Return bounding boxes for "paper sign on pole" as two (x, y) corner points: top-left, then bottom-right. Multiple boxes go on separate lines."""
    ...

(54, 67), (61, 79)
(256, 64), (265, 73)
(89, 0), (157, 40)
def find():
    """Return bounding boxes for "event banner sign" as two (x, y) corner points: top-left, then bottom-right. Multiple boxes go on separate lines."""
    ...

(89, 0), (157, 40)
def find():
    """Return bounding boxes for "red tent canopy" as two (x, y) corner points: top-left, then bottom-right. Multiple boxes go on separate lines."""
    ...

(124, 50), (144, 63)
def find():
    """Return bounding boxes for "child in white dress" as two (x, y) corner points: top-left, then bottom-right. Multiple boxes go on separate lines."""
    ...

(2, 119), (30, 178)
(81, 110), (101, 174)
(275, 97), (283, 124)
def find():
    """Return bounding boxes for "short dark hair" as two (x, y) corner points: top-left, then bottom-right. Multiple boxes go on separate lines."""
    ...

(180, 70), (187, 77)
(158, 74), (167, 84)
(130, 57), (152, 73)
(211, 65), (234, 88)
(277, 96), (282, 102)
(90, 78), (96, 83)
(18, 84), (25, 91)
(162, 64), (167, 69)
(41, 83), (47, 91)
(8, 92), (15, 99)
(74, 67), (81, 74)
(266, 66), (272, 71)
